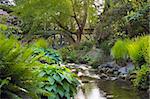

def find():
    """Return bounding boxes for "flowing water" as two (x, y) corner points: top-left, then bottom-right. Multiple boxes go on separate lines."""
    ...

(75, 79), (149, 99)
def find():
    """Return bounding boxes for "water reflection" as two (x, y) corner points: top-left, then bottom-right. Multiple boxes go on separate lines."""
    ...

(75, 79), (149, 99)
(75, 82), (106, 99)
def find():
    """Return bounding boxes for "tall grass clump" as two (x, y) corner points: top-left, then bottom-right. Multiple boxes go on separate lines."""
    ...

(111, 39), (128, 60)
(111, 35), (150, 89)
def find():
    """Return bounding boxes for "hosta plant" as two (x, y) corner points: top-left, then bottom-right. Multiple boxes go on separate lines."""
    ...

(32, 39), (79, 99)
(38, 65), (79, 99)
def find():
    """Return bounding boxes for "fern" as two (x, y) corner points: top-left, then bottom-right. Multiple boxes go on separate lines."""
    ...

(0, 33), (45, 98)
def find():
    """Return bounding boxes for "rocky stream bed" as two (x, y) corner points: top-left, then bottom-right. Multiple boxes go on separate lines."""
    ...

(64, 62), (149, 99)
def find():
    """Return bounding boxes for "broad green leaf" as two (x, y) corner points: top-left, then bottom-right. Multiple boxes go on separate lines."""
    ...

(53, 74), (62, 82)
(48, 77), (55, 85)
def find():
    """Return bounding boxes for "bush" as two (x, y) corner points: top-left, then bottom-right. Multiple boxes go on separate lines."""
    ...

(0, 33), (79, 98)
(38, 65), (79, 99)
(33, 47), (61, 65)
(111, 35), (150, 65)
(99, 40), (113, 55)
(58, 46), (78, 63)
(111, 39), (128, 60)
(111, 35), (150, 89)
(132, 64), (150, 89)
(77, 40), (94, 51)
(0, 33), (43, 98)
(32, 40), (79, 99)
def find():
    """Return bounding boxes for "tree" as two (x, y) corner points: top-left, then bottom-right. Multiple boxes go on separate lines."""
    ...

(94, 0), (149, 46)
(13, 0), (98, 44)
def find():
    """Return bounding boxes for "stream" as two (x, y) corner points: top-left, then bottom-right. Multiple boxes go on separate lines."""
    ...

(75, 79), (149, 99)
(66, 63), (149, 99)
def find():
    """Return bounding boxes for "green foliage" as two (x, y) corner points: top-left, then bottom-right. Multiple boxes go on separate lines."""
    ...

(31, 39), (79, 99)
(126, 39), (143, 64)
(80, 55), (91, 64)
(0, 32), (79, 98)
(139, 36), (150, 64)
(112, 35), (150, 65)
(13, 0), (98, 44)
(13, 0), (72, 33)
(112, 35), (150, 89)
(99, 40), (113, 55)
(111, 39), (128, 60)
(32, 38), (62, 64)
(33, 38), (49, 49)
(127, 36), (150, 65)
(58, 46), (78, 63)
(0, 24), (8, 31)
(132, 64), (150, 89)
(78, 40), (94, 51)
(39, 65), (79, 99)
(0, 33), (44, 98)
(33, 47), (61, 65)
(95, 0), (149, 44)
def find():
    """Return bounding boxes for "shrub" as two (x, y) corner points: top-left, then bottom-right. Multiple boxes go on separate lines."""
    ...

(0, 33), (44, 98)
(111, 35), (150, 89)
(0, 24), (7, 31)
(32, 40), (79, 99)
(111, 39), (128, 60)
(111, 35), (150, 65)
(140, 36), (150, 64)
(38, 65), (79, 99)
(99, 40), (112, 55)
(132, 64), (150, 89)
(58, 46), (78, 63)
(34, 38), (49, 49)
(78, 40), (94, 51)
(0, 33), (79, 98)
(33, 47), (61, 65)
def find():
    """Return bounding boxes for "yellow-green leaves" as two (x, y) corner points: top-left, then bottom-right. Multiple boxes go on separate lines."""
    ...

(34, 38), (48, 49)
(111, 35), (150, 64)
(111, 39), (128, 60)
(0, 24), (7, 31)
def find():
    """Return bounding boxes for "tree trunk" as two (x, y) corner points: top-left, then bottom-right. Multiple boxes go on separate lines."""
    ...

(76, 32), (82, 43)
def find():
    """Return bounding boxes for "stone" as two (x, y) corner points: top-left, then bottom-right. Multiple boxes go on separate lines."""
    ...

(90, 74), (100, 79)
(98, 69), (104, 74)
(113, 71), (119, 75)
(84, 70), (90, 76)
(106, 95), (114, 99)
(118, 67), (128, 74)
(101, 67), (107, 72)
(118, 74), (127, 80)
(71, 69), (78, 73)
(106, 69), (114, 74)
(77, 72), (84, 77)
(79, 66), (88, 71)
(118, 62), (134, 74)
(0, 9), (8, 15)
(126, 62), (134, 72)
(82, 80), (89, 83)
(110, 77), (117, 81)
(99, 73), (109, 79)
